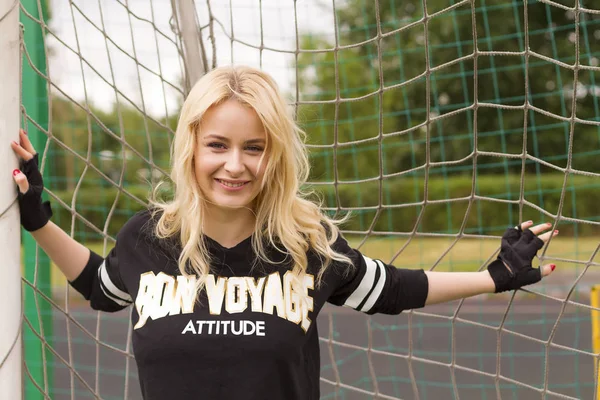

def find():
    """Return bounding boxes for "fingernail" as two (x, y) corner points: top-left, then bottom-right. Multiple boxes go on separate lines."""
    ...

(554, 230), (559, 234)
(551, 264), (556, 271)
(527, 220), (532, 223)
(547, 222), (552, 226)
(12, 169), (20, 176)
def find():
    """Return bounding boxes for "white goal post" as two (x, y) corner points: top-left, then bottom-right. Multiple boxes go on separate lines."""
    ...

(0, 0), (23, 398)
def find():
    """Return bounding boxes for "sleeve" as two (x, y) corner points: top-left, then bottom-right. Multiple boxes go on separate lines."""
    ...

(68, 213), (145, 312)
(326, 233), (429, 315)
(69, 246), (132, 312)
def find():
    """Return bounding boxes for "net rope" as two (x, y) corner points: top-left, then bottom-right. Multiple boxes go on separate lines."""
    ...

(2, 0), (599, 398)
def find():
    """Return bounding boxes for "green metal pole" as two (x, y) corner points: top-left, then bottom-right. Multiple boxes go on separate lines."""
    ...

(21, 0), (52, 398)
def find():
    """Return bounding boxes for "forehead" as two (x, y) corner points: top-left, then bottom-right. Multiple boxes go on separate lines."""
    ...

(200, 99), (266, 141)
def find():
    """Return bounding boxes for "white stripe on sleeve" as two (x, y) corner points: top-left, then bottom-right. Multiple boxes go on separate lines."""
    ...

(359, 260), (387, 313)
(99, 260), (132, 305)
(343, 255), (378, 309)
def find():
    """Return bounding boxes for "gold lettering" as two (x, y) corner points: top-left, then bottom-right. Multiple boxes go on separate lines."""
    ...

(133, 271), (315, 332)
(225, 277), (248, 314)
(170, 275), (197, 315)
(205, 274), (227, 315)
(301, 274), (314, 332)
(262, 272), (286, 318)
(134, 272), (156, 330)
(246, 277), (265, 312)
(283, 272), (301, 324)
(151, 272), (176, 320)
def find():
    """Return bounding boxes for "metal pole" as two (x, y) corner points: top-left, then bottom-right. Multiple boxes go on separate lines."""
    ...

(173, 0), (207, 92)
(0, 0), (23, 398)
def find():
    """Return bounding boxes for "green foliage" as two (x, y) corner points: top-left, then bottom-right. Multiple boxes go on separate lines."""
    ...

(50, 184), (171, 242)
(311, 173), (600, 236)
(47, 96), (179, 192)
(45, 95), (179, 242)
(296, 0), (600, 182)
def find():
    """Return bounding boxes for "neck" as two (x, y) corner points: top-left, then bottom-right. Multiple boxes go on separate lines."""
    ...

(202, 204), (256, 248)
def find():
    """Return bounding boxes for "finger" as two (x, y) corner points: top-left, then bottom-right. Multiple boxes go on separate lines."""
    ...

(527, 222), (553, 236)
(537, 229), (559, 243)
(10, 137), (35, 161)
(12, 169), (30, 194)
(519, 220), (534, 230)
(540, 263), (556, 278)
(18, 130), (37, 155)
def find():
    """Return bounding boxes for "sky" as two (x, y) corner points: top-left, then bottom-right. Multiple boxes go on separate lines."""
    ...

(45, 0), (338, 118)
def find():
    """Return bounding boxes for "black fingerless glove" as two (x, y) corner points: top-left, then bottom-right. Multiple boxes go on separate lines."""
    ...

(487, 225), (544, 293)
(17, 153), (53, 232)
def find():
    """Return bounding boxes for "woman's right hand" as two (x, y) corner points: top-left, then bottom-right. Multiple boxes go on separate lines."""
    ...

(11, 130), (36, 193)
(10, 129), (53, 232)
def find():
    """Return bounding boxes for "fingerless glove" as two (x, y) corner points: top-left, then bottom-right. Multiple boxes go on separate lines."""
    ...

(487, 226), (544, 293)
(17, 153), (53, 232)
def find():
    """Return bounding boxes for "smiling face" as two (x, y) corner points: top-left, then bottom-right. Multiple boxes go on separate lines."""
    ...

(194, 98), (268, 214)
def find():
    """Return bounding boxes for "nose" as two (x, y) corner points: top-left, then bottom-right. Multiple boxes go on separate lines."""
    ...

(224, 149), (245, 176)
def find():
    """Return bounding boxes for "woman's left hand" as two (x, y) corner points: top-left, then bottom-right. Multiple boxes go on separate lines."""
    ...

(487, 221), (558, 293)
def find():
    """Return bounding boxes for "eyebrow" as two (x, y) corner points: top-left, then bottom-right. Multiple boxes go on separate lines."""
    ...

(204, 134), (266, 144)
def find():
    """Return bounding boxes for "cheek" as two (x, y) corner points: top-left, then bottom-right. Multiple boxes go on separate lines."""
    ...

(254, 155), (269, 178)
(251, 159), (270, 195)
(194, 154), (220, 178)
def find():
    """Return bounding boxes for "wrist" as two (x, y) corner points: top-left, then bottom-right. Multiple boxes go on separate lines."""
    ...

(487, 258), (511, 293)
(480, 270), (496, 293)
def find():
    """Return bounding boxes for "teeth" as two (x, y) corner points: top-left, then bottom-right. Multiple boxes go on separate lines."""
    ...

(219, 180), (245, 188)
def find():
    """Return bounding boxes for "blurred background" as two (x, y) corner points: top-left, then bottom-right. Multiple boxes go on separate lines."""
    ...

(11, 0), (600, 398)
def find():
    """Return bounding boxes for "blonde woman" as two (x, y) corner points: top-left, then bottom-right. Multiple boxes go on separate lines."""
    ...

(10, 66), (558, 400)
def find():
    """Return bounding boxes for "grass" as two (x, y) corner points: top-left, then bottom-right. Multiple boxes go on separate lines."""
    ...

(39, 236), (599, 291)
(346, 235), (599, 272)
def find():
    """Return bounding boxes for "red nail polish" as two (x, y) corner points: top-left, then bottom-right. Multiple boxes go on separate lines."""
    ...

(13, 169), (20, 176)
(554, 230), (559, 234)
(551, 264), (556, 271)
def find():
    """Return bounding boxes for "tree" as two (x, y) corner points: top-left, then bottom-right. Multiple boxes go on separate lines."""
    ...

(50, 96), (177, 191)
(296, 0), (600, 181)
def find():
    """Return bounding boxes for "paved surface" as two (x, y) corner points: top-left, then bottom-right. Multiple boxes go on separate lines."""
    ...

(44, 272), (599, 399)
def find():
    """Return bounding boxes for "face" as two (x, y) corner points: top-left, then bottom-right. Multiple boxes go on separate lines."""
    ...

(194, 98), (268, 213)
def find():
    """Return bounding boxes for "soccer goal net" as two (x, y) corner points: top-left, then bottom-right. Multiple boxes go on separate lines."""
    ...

(1, 0), (600, 399)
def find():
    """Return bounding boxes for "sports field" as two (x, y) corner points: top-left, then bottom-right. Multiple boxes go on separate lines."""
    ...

(48, 297), (596, 400)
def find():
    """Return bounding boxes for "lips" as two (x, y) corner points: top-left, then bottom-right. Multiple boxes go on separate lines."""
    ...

(215, 179), (249, 188)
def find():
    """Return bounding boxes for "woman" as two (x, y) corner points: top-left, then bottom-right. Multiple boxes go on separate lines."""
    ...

(10, 65), (557, 400)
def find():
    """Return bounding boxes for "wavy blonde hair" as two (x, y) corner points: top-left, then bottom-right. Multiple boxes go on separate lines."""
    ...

(149, 65), (351, 297)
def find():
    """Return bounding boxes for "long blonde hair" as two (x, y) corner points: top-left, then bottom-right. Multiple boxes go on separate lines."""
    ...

(149, 65), (351, 297)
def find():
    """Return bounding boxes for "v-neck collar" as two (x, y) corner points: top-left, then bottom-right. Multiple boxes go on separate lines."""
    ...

(204, 234), (254, 253)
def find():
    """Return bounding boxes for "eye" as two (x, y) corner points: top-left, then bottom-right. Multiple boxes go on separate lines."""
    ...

(207, 142), (226, 150)
(246, 145), (264, 153)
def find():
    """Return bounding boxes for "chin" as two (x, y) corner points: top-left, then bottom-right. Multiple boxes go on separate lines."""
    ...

(210, 197), (254, 211)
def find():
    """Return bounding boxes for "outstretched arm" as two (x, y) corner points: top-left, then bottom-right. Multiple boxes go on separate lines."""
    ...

(11, 130), (90, 281)
(423, 221), (557, 305)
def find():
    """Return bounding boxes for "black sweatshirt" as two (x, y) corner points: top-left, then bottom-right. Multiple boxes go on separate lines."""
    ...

(70, 209), (429, 400)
